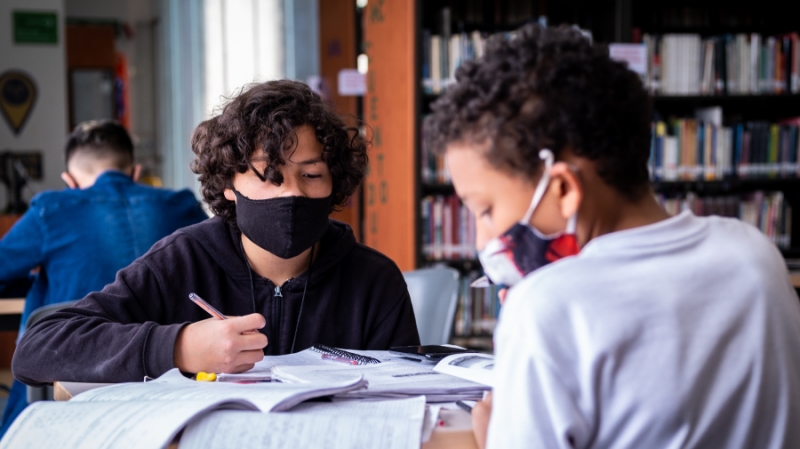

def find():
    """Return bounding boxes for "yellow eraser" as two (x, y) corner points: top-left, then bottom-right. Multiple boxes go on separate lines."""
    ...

(196, 372), (217, 382)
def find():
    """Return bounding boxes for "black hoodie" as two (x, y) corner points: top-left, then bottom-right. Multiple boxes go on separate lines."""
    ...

(12, 217), (420, 385)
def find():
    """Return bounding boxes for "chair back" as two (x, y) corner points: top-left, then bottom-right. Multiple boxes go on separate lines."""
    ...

(402, 267), (460, 345)
(25, 300), (79, 403)
(26, 301), (79, 329)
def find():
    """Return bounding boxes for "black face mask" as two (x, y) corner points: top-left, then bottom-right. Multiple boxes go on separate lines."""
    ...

(232, 188), (332, 259)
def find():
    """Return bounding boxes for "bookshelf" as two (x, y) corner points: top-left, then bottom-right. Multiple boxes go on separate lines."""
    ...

(363, 0), (800, 349)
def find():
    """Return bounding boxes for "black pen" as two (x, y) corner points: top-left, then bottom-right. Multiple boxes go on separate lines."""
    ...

(456, 400), (473, 413)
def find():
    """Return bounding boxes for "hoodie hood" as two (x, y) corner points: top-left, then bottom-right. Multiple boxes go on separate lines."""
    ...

(178, 216), (357, 290)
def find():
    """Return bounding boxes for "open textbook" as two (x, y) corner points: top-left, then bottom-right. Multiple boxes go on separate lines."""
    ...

(0, 369), (366, 449)
(432, 352), (494, 387)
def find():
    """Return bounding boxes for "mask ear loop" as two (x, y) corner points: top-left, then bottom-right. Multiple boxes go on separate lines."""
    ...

(566, 212), (578, 234)
(564, 162), (580, 234)
(520, 149), (555, 225)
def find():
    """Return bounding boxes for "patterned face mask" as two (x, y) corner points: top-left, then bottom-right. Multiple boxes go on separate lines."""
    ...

(474, 149), (579, 288)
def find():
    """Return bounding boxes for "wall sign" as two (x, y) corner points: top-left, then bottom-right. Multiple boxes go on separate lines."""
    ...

(0, 71), (38, 135)
(13, 11), (58, 44)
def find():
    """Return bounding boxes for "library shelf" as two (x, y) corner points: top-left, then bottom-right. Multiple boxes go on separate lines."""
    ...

(450, 335), (493, 352)
(421, 183), (457, 195)
(422, 258), (482, 271)
(652, 95), (800, 119)
(652, 177), (800, 194)
(370, 0), (800, 347)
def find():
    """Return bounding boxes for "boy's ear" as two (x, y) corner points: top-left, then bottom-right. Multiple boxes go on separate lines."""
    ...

(223, 186), (236, 202)
(61, 172), (78, 189)
(550, 162), (582, 220)
(131, 164), (142, 182)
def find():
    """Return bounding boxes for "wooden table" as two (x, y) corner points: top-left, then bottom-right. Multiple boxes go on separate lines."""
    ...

(54, 382), (479, 449)
(790, 272), (800, 288)
(0, 299), (24, 315)
(0, 298), (24, 337)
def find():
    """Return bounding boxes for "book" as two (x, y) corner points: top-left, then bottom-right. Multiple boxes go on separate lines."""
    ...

(0, 369), (367, 449)
(451, 271), (502, 337)
(656, 190), (792, 249)
(650, 116), (800, 181)
(642, 32), (799, 95)
(0, 398), (255, 449)
(421, 194), (477, 261)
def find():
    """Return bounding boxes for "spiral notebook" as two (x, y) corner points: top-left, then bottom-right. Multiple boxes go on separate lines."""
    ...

(310, 345), (382, 365)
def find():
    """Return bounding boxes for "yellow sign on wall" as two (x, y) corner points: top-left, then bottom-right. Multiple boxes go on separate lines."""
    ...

(0, 71), (37, 135)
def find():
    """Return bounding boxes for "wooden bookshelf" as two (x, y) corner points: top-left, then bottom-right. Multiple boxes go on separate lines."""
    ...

(364, 0), (800, 348)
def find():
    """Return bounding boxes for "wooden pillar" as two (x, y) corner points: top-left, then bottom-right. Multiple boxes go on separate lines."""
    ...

(319, 0), (362, 240)
(362, 0), (417, 271)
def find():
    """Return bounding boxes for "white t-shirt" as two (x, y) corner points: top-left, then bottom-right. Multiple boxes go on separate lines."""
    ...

(488, 211), (800, 449)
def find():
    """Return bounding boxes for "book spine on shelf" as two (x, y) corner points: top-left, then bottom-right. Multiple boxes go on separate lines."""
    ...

(422, 193), (477, 262)
(656, 190), (792, 249)
(430, 35), (441, 94)
(638, 32), (800, 96)
(422, 197), (431, 259)
(422, 30), (431, 94)
(750, 34), (760, 94)
(651, 117), (800, 181)
(792, 33), (800, 93)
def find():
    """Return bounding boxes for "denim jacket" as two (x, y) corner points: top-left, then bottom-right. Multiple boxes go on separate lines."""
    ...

(0, 170), (209, 333)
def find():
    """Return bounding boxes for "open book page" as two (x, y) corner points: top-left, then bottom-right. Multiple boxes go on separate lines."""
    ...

(218, 348), (326, 381)
(272, 362), (488, 398)
(178, 397), (426, 449)
(0, 398), (255, 449)
(72, 368), (367, 412)
(433, 353), (495, 387)
(287, 395), (425, 418)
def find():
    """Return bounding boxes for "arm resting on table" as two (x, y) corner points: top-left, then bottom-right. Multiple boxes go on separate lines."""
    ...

(12, 259), (187, 386)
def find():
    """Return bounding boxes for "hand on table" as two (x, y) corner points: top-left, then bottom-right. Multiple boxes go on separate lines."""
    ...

(174, 313), (267, 374)
(472, 392), (492, 449)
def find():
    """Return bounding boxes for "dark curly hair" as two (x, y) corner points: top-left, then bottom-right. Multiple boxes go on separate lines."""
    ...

(191, 80), (368, 227)
(428, 23), (652, 199)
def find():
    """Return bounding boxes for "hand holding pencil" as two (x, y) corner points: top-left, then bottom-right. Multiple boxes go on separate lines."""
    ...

(173, 293), (268, 374)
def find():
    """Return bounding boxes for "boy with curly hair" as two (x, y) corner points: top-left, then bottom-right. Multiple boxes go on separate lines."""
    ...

(429, 24), (800, 448)
(13, 80), (419, 384)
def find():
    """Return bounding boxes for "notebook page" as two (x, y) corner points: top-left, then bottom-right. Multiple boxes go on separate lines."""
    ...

(179, 397), (425, 449)
(72, 368), (366, 412)
(0, 399), (254, 449)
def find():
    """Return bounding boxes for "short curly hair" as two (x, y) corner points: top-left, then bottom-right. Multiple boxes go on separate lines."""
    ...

(191, 80), (368, 227)
(428, 24), (652, 199)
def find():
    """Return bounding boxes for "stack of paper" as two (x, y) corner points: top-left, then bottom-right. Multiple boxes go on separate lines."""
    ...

(272, 360), (489, 402)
